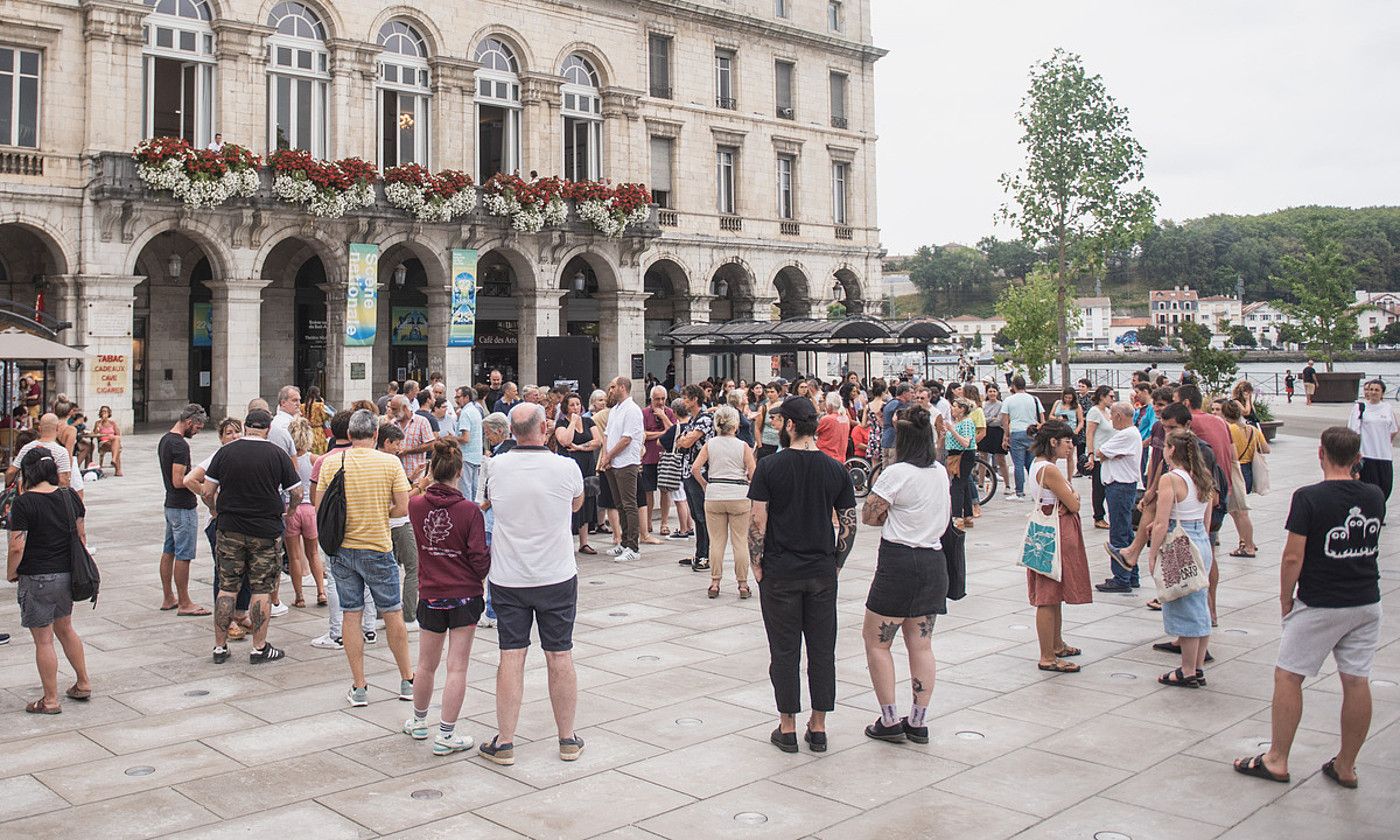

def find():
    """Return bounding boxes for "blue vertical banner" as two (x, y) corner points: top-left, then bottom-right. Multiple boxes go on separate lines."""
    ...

(346, 243), (379, 346)
(449, 248), (478, 347)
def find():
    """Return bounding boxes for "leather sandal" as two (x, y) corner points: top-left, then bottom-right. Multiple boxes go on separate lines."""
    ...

(707, 582), (720, 599)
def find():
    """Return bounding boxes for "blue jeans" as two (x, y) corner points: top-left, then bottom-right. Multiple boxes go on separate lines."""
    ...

(1009, 431), (1033, 495)
(327, 548), (402, 613)
(1104, 481), (1139, 586)
(460, 461), (480, 499)
(163, 506), (199, 560)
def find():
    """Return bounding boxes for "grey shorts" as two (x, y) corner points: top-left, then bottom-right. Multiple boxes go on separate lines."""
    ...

(18, 573), (73, 628)
(1277, 599), (1382, 678)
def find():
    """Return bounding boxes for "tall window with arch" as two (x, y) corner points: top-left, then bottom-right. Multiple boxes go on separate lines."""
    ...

(141, 0), (215, 146)
(560, 54), (602, 182)
(474, 37), (521, 180)
(266, 1), (329, 157)
(377, 20), (431, 167)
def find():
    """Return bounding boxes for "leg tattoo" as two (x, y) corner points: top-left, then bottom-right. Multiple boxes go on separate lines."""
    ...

(214, 594), (235, 638)
(877, 621), (899, 645)
(249, 601), (266, 633)
(918, 615), (935, 638)
(912, 676), (925, 696)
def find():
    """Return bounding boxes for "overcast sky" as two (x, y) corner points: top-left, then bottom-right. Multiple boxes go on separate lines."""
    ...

(871, 0), (1400, 255)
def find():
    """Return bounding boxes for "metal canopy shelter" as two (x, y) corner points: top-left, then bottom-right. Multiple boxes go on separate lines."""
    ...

(658, 315), (954, 380)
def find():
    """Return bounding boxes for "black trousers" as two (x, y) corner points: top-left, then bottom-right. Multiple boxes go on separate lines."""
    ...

(1090, 461), (1106, 522)
(948, 451), (973, 518)
(758, 574), (838, 714)
(1361, 458), (1394, 502)
(683, 475), (709, 560)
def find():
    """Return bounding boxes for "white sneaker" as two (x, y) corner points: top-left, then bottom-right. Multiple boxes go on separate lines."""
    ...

(310, 634), (343, 650)
(404, 621), (420, 633)
(269, 602), (289, 618)
(608, 545), (626, 556)
(478, 616), (496, 629)
(612, 548), (638, 563)
(433, 731), (475, 756)
(403, 718), (430, 740)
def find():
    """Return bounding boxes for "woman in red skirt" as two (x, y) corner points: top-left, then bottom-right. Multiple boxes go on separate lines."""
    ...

(1025, 420), (1093, 673)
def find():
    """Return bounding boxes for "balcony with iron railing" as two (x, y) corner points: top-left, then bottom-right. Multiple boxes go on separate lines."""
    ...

(649, 83), (672, 99)
(716, 96), (737, 110)
(830, 115), (848, 129)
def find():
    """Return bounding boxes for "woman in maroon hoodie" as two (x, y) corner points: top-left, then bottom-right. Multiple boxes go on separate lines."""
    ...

(402, 440), (491, 756)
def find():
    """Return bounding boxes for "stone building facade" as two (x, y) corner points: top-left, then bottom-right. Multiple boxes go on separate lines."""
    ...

(0, 0), (884, 425)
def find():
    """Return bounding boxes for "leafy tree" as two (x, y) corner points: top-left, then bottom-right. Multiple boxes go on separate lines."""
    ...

(1375, 320), (1400, 347)
(1276, 322), (1304, 349)
(1272, 238), (1363, 371)
(1135, 324), (1163, 347)
(995, 269), (1080, 384)
(993, 327), (1011, 348)
(1177, 320), (1239, 396)
(1226, 324), (1256, 347)
(826, 301), (847, 320)
(976, 236), (1040, 280)
(998, 49), (1159, 386)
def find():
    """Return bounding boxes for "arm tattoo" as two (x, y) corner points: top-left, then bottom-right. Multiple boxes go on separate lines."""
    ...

(748, 517), (765, 567)
(918, 615), (935, 638)
(862, 494), (890, 527)
(835, 507), (858, 569)
(876, 621), (899, 644)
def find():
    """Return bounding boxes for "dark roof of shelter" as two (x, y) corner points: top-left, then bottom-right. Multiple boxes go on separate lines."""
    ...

(659, 315), (952, 354)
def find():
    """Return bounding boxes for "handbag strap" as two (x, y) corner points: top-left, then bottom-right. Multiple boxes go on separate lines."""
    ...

(58, 487), (82, 554)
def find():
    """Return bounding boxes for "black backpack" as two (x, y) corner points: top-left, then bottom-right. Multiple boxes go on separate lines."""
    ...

(316, 450), (349, 556)
(61, 489), (100, 606)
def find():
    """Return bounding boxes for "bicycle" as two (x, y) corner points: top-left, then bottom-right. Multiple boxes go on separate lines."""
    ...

(847, 452), (998, 507)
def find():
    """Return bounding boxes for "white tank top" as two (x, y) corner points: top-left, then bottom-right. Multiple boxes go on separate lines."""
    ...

(1027, 459), (1059, 507)
(1168, 468), (1207, 522)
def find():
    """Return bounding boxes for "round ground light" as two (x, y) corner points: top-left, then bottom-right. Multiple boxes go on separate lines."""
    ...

(124, 766), (156, 777)
(733, 812), (768, 825)
(674, 717), (703, 727)
(183, 689), (210, 697)
(410, 789), (443, 801)
(955, 730), (984, 740)
(1094, 832), (1131, 840)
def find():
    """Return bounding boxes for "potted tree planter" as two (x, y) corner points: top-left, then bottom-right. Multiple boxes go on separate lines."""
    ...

(1312, 371), (1364, 403)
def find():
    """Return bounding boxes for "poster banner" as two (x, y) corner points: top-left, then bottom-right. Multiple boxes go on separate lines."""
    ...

(391, 307), (429, 345)
(346, 243), (379, 346)
(449, 248), (478, 347)
(192, 302), (212, 347)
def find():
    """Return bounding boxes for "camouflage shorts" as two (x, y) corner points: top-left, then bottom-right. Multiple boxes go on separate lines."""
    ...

(215, 531), (280, 595)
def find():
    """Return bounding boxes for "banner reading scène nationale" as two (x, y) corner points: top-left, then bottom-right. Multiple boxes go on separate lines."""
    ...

(346, 243), (379, 346)
(449, 248), (478, 347)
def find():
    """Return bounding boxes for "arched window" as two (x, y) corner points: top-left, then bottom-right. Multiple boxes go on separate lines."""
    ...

(266, 2), (329, 157)
(473, 37), (521, 180)
(377, 20), (431, 167)
(141, 0), (215, 146)
(560, 53), (602, 181)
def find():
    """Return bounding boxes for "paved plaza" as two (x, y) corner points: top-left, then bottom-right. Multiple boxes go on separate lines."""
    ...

(0, 400), (1396, 839)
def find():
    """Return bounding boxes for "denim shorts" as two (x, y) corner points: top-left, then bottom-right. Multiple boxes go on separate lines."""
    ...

(163, 506), (200, 560)
(328, 547), (402, 613)
(18, 573), (73, 628)
(492, 577), (578, 652)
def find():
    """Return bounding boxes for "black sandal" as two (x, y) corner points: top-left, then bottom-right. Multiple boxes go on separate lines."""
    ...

(1158, 668), (1199, 688)
(1037, 660), (1080, 673)
(1322, 758), (1358, 789)
(1233, 753), (1289, 783)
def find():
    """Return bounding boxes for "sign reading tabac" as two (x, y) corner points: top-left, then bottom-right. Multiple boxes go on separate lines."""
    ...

(346, 243), (379, 346)
(449, 248), (478, 347)
(93, 354), (128, 395)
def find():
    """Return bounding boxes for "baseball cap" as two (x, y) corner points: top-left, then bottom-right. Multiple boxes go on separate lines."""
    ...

(244, 408), (273, 429)
(771, 395), (818, 423)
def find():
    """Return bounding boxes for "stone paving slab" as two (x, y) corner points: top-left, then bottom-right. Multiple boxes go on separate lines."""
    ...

(0, 409), (1397, 837)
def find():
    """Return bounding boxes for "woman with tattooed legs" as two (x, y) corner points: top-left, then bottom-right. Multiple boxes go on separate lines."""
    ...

(860, 405), (949, 744)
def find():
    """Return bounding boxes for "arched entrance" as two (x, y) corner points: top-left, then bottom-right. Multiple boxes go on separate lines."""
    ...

(473, 249), (522, 384)
(0, 222), (72, 419)
(259, 236), (331, 400)
(559, 255), (602, 388)
(377, 247), (429, 387)
(774, 265), (812, 320)
(132, 230), (216, 422)
(834, 267), (865, 316)
(644, 259), (686, 387)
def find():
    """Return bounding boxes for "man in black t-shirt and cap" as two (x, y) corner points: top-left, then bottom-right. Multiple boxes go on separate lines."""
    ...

(200, 409), (301, 666)
(1234, 426), (1383, 789)
(748, 395), (857, 754)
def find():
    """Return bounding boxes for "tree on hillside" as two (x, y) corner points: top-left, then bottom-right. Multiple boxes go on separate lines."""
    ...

(976, 236), (1040, 280)
(908, 245), (994, 315)
(998, 49), (1159, 386)
(1226, 324), (1256, 347)
(1272, 238), (1363, 371)
(1374, 320), (1400, 347)
(995, 269), (1080, 384)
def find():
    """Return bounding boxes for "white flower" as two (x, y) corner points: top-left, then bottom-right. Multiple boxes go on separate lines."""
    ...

(347, 181), (376, 209)
(512, 207), (545, 233)
(137, 158), (186, 191)
(307, 189), (348, 219)
(543, 199), (569, 226)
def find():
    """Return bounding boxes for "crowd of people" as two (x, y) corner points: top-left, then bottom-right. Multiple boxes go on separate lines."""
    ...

(1, 364), (1390, 790)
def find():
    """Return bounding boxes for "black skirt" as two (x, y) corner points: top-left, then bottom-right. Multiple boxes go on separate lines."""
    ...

(979, 425), (1004, 454)
(865, 539), (949, 618)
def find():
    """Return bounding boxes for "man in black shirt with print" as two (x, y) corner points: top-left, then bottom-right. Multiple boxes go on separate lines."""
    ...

(748, 396), (857, 754)
(1234, 427), (1383, 789)
(201, 409), (301, 665)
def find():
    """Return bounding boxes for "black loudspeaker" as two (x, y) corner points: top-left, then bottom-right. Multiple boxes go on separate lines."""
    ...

(537, 335), (594, 393)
